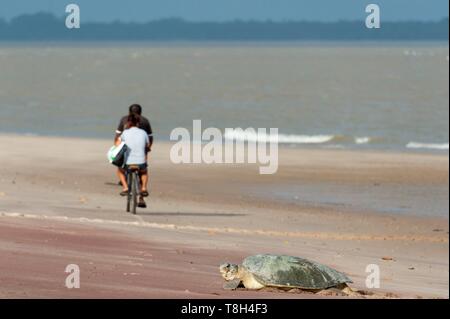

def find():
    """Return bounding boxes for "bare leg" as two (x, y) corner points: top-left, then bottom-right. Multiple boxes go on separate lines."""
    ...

(141, 171), (149, 192)
(116, 168), (123, 185)
(118, 169), (128, 192)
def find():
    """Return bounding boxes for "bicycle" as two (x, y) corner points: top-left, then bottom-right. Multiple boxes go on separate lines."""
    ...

(125, 165), (142, 215)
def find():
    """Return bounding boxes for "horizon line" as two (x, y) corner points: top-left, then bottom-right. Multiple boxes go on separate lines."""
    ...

(1, 12), (449, 24)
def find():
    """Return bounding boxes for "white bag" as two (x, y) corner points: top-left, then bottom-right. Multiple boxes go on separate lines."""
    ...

(107, 142), (126, 164)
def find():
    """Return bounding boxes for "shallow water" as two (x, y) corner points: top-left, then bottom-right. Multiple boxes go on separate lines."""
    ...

(252, 183), (449, 219)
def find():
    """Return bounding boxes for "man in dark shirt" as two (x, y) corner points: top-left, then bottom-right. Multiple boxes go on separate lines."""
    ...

(115, 104), (153, 149)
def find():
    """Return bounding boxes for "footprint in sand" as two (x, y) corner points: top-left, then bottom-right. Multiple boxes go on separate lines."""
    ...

(382, 256), (395, 261)
(79, 196), (88, 204)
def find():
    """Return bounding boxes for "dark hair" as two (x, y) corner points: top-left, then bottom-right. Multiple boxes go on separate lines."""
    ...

(129, 104), (142, 116)
(127, 113), (141, 128)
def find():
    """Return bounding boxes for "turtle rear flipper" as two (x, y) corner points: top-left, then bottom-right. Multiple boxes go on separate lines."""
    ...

(316, 284), (360, 297)
(223, 279), (241, 290)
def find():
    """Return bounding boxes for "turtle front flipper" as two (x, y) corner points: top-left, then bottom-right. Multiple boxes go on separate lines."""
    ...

(223, 279), (241, 290)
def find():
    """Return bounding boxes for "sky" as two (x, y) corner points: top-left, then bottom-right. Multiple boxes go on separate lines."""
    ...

(0, 0), (448, 22)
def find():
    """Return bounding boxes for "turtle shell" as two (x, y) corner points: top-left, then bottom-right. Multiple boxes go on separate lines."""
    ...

(242, 254), (352, 289)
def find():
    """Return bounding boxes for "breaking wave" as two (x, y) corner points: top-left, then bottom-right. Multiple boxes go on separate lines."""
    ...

(224, 131), (378, 145)
(406, 142), (449, 151)
(355, 137), (371, 144)
(224, 132), (449, 151)
(224, 131), (335, 144)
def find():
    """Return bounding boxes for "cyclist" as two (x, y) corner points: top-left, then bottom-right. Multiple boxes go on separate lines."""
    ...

(115, 103), (153, 159)
(116, 113), (150, 207)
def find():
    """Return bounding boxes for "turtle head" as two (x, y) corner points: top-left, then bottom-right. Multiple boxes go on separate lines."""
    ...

(219, 263), (240, 281)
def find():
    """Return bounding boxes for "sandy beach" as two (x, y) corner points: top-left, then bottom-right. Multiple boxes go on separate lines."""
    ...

(0, 134), (448, 299)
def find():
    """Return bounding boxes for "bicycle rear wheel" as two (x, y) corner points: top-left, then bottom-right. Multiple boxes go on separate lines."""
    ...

(131, 172), (138, 215)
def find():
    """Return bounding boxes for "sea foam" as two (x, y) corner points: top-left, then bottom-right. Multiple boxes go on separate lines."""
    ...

(224, 131), (381, 145)
(355, 137), (371, 144)
(406, 142), (449, 150)
(225, 131), (335, 144)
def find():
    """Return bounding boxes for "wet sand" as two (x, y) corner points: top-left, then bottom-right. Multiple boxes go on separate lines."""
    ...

(0, 134), (448, 298)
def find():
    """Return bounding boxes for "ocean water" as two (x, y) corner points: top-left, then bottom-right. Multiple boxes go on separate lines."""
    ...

(254, 183), (449, 219)
(0, 42), (448, 152)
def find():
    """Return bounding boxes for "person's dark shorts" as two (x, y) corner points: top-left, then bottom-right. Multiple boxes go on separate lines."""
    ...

(124, 163), (148, 173)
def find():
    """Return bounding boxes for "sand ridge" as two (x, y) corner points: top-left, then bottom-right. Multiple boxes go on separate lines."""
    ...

(1, 212), (447, 244)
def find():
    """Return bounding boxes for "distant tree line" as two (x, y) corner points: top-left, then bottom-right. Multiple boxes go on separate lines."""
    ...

(0, 13), (448, 41)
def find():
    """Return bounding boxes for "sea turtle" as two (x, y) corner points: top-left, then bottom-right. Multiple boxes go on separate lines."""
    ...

(219, 254), (355, 295)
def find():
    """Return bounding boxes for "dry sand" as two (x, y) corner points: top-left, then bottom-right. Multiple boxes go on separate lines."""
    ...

(0, 134), (448, 299)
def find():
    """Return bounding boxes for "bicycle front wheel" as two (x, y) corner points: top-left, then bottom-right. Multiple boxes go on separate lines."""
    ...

(126, 172), (132, 213)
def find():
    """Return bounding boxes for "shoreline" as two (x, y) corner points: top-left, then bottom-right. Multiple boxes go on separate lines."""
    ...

(0, 134), (448, 298)
(0, 131), (448, 157)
